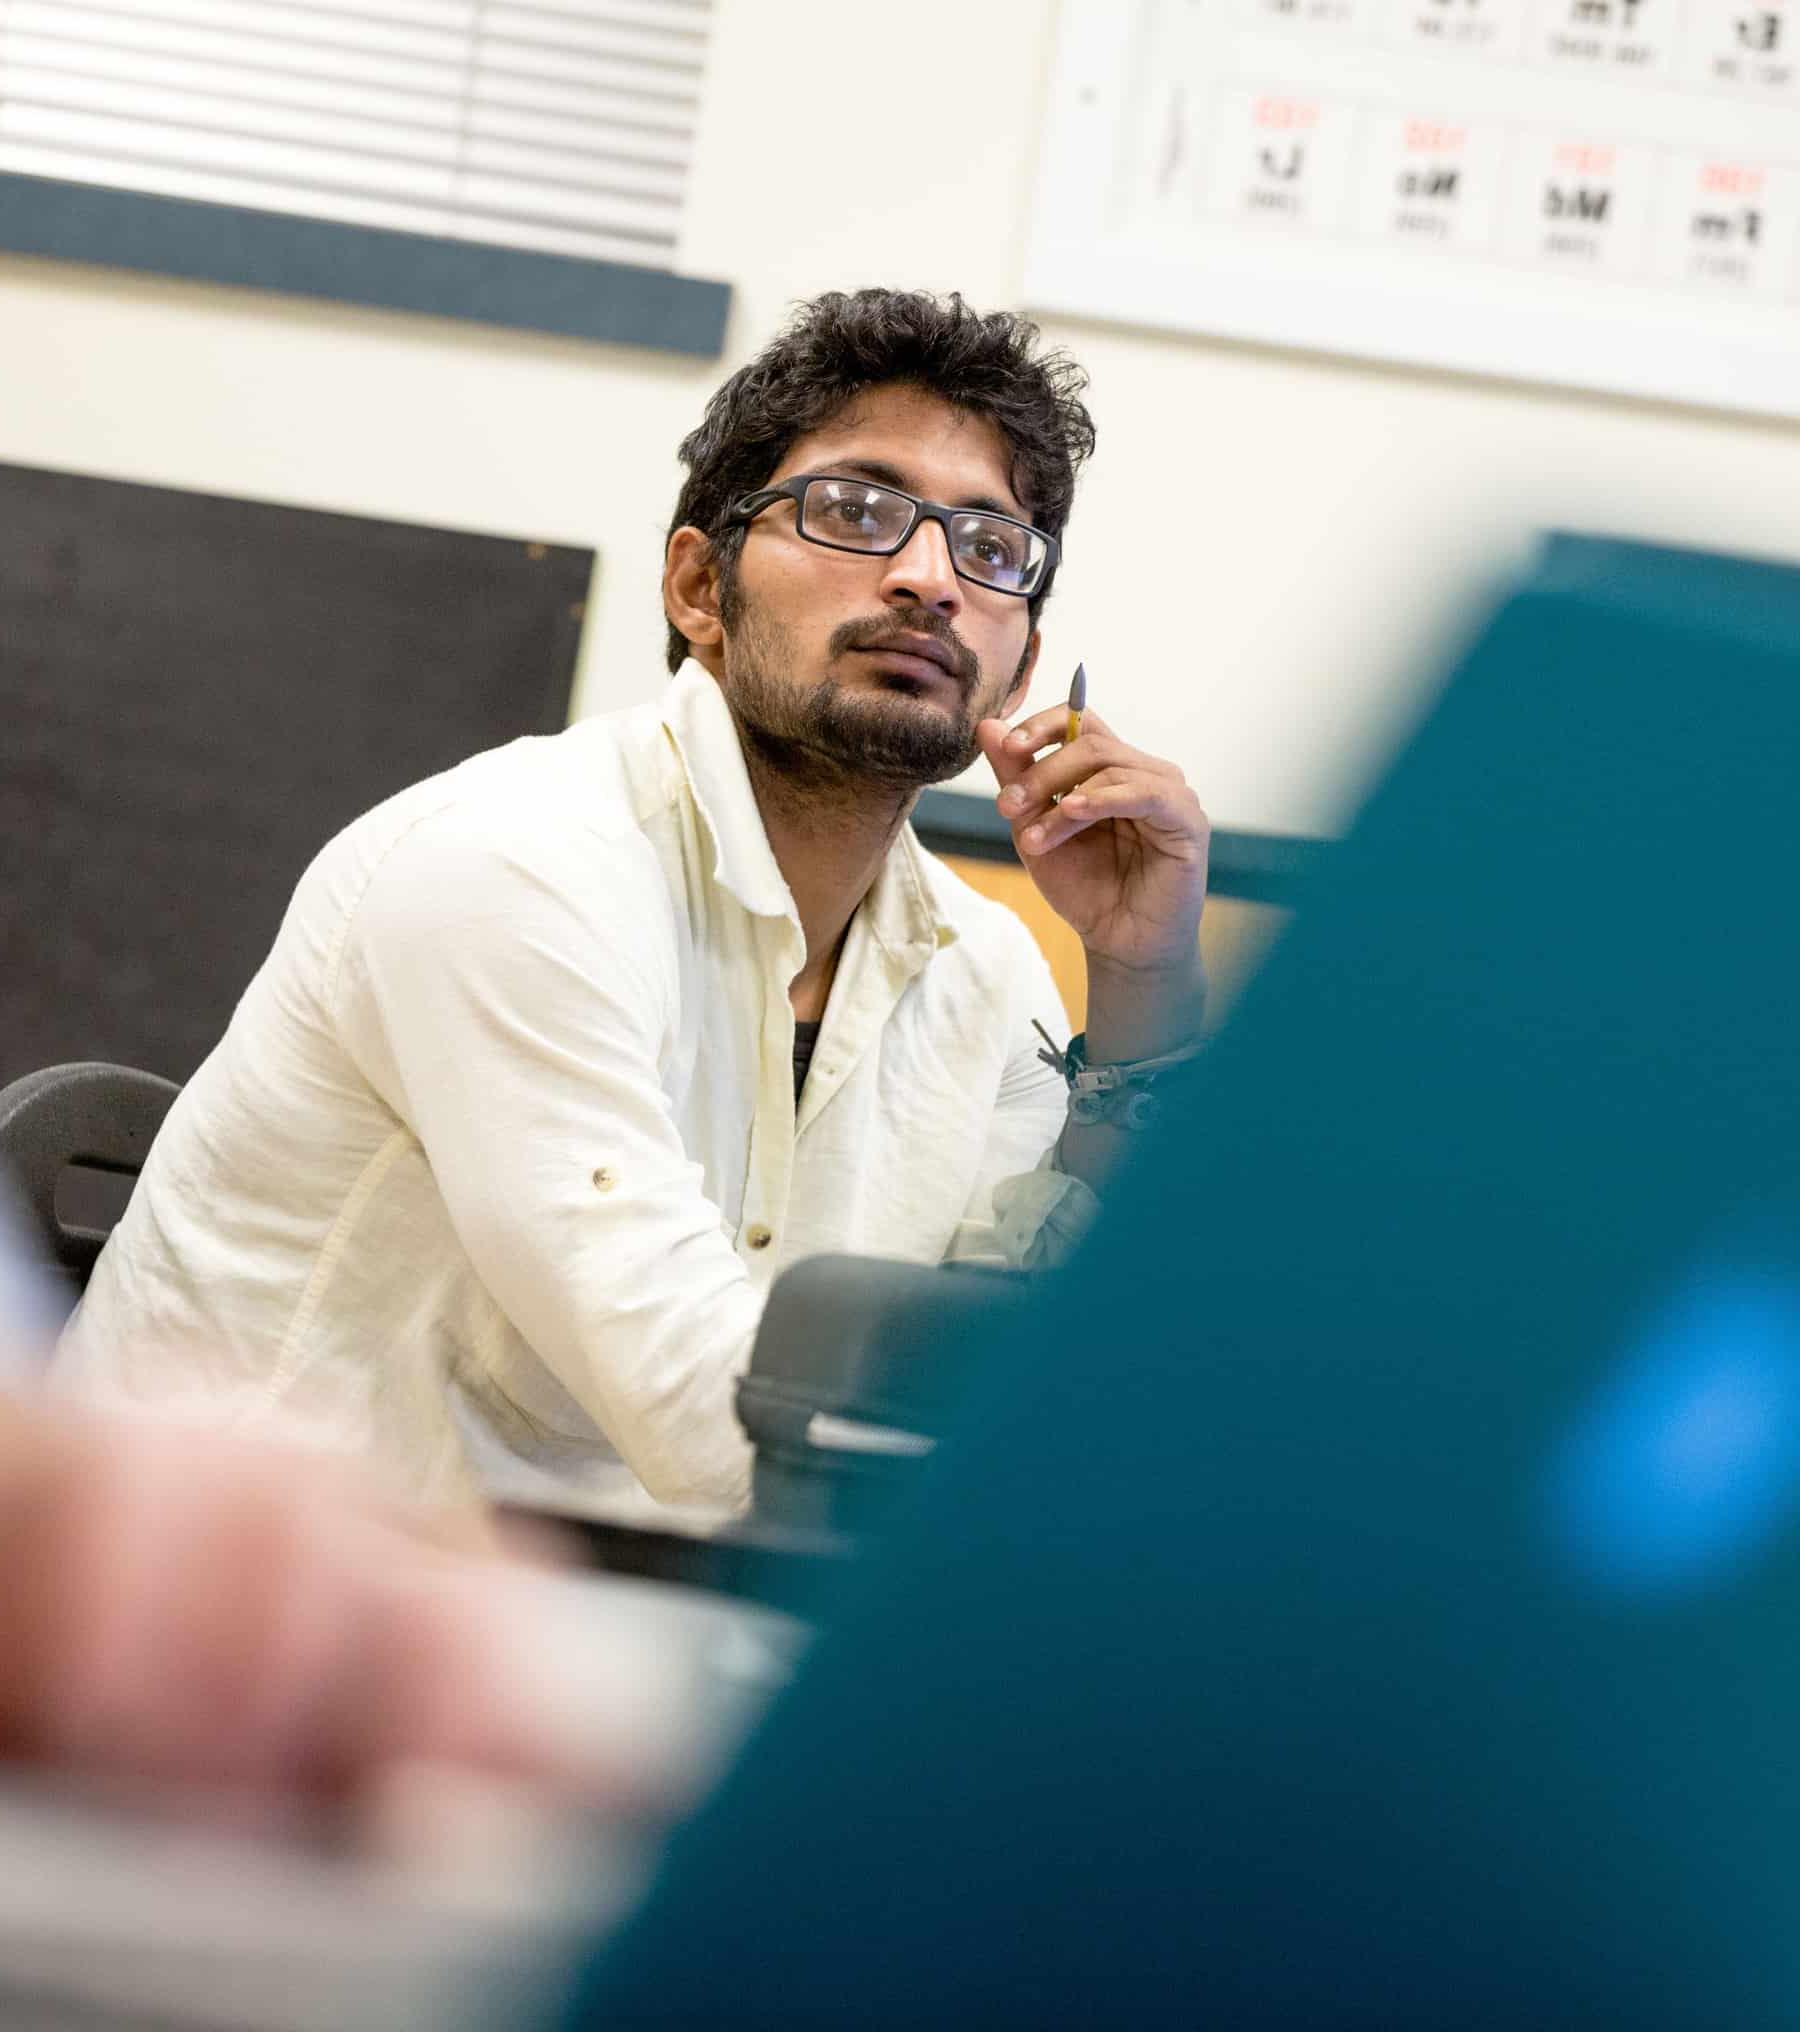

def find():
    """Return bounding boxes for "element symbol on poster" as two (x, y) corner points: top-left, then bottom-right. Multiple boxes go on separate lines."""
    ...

(1208, 92), (1358, 230)
(1355, 115), (1507, 248)
(1656, 153), (1799, 296)
(1686, 0), (1795, 93)
(1507, 136), (1656, 274)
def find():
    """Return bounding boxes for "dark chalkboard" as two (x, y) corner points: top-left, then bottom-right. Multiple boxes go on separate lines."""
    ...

(0, 460), (592, 1084)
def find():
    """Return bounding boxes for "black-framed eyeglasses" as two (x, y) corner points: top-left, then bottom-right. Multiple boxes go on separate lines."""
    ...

(724, 474), (1059, 598)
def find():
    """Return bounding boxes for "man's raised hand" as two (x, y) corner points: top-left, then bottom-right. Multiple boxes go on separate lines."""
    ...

(976, 705), (1210, 980)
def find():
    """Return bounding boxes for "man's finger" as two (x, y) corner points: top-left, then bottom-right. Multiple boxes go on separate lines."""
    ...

(1002, 704), (1117, 757)
(998, 739), (1185, 824)
(1019, 779), (1205, 857)
(976, 717), (1031, 792)
(997, 738), (1110, 827)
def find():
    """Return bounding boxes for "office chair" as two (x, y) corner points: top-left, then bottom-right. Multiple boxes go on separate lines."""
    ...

(0, 1062), (179, 1299)
(737, 1253), (1024, 1535)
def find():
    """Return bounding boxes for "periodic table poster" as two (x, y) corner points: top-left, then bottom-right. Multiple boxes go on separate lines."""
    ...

(1025, 1), (1800, 417)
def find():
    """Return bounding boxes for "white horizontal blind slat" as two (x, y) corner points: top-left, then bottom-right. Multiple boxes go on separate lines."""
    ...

(1, 28), (475, 129)
(3, 67), (468, 165)
(2, 100), (456, 196)
(6, 4), (472, 103)
(474, 48), (696, 106)
(468, 98), (685, 172)
(468, 71), (692, 139)
(15, 1), (478, 77)
(505, 0), (710, 35)
(96, 0), (480, 30)
(463, 131), (680, 199)
(0, 0), (708, 267)
(482, 2), (705, 66)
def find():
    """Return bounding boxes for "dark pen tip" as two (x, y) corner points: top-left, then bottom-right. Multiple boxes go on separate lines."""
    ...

(1070, 661), (1087, 711)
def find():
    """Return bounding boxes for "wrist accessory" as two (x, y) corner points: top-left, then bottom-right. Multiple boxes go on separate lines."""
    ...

(1032, 1022), (1206, 1132)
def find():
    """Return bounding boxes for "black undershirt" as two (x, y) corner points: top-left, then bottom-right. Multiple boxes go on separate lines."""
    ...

(793, 1020), (822, 1104)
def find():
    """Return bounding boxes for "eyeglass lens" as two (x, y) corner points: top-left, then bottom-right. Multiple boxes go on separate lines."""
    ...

(799, 478), (1044, 594)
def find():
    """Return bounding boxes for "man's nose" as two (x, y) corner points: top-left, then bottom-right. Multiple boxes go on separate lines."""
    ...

(878, 517), (963, 616)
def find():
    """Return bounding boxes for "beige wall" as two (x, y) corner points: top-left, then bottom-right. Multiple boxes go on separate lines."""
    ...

(3, 0), (1799, 836)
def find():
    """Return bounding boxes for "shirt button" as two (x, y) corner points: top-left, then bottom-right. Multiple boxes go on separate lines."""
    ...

(591, 1167), (617, 1192)
(745, 1223), (774, 1251)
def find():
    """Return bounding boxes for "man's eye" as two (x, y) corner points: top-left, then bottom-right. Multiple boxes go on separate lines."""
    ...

(969, 531), (1022, 569)
(819, 495), (886, 535)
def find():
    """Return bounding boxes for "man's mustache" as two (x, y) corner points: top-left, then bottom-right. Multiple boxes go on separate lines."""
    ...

(828, 615), (980, 691)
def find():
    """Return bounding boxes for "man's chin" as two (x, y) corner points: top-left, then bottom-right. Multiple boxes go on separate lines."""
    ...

(811, 692), (980, 785)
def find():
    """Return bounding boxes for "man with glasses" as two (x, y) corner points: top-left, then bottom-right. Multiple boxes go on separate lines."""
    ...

(58, 289), (1211, 1517)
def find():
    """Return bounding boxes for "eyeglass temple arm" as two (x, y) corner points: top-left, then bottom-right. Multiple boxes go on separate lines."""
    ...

(727, 483), (802, 522)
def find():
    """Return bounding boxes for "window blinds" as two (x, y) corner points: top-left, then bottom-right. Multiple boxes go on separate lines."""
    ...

(0, 0), (710, 269)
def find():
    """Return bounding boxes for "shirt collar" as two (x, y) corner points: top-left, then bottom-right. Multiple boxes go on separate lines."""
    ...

(870, 820), (961, 969)
(660, 659), (960, 961)
(661, 659), (795, 921)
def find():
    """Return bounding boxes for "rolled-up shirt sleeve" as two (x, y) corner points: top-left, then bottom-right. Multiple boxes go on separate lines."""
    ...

(332, 810), (760, 1507)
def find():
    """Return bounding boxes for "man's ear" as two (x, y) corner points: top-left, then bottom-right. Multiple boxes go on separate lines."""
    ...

(1005, 627), (1042, 711)
(664, 527), (725, 676)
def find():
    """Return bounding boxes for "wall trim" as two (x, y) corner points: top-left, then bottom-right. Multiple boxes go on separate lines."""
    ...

(0, 171), (731, 356)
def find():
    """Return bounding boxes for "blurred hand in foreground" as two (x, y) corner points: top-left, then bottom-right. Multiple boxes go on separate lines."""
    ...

(0, 1397), (689, 1838)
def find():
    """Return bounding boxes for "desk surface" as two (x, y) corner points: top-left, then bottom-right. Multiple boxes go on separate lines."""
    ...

(0, 1569), (803, 2032)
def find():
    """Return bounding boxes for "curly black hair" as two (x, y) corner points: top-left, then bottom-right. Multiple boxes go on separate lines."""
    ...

(663, 288), (1097, 672)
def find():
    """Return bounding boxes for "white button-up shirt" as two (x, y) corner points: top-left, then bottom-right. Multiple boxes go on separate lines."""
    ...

(57, 663), (1088, 1514)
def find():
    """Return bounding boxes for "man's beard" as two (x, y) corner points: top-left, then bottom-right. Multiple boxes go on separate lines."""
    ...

(718, 588), (1009, 790)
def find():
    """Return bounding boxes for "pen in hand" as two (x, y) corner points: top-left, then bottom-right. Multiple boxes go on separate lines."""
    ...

(1049, 662), (1087, 808)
